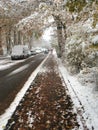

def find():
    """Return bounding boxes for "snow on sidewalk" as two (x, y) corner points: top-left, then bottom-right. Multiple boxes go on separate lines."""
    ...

(58, 59), (98, 130)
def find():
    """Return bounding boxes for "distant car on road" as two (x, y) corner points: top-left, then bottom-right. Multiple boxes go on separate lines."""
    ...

(30, 50), (37, 55)
(30, 47), (43, 55)
(11, 45), (30, 60)
(44, 49), (49, 54)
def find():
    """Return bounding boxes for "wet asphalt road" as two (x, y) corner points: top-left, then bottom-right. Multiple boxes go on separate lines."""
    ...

(0, 53), (46, 114)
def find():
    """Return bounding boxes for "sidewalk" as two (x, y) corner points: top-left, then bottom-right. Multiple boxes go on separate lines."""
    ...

(4, 52), (87, 130)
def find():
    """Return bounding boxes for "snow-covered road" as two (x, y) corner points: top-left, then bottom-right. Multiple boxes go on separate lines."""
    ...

(0, 57), (25, 70)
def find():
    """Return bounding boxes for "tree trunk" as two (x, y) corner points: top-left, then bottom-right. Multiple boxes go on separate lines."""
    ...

(14, 29), (17, 45)
(57, 25), (63, 57)
(18, 31), (21, 44)
(53, 15), (65, 57)
(61, 24), (67, 55)
(95, 72), (98, 91)
(6, 27), (12, 54)
(63, 24), (67, 42)
(0, 27), (3, 55)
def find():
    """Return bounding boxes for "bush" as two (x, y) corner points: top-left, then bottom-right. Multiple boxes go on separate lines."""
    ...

(64, 41), (86, 74)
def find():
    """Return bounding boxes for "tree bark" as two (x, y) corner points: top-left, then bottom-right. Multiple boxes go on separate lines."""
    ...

(14, 29), (17, 45)
(62, 23), (67, 54)
(53, 15), (65, 57)
(18, 31), (21, 44)
(6, 27), (12, 54)
(0, 27), (3, 55)
(62, 24), (67, 41)
(57, 25), (63, 57)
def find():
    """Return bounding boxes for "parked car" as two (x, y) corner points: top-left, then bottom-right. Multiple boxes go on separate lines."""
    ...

(30, 49), (38, 55)
(30, 47), (42, 55)
(44, 49), (49, 54)
(11, 45), (30, 60)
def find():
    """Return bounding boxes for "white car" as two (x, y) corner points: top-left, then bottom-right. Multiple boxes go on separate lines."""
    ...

(30, 47), (43, 55)
(11, 45), (30, 60)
